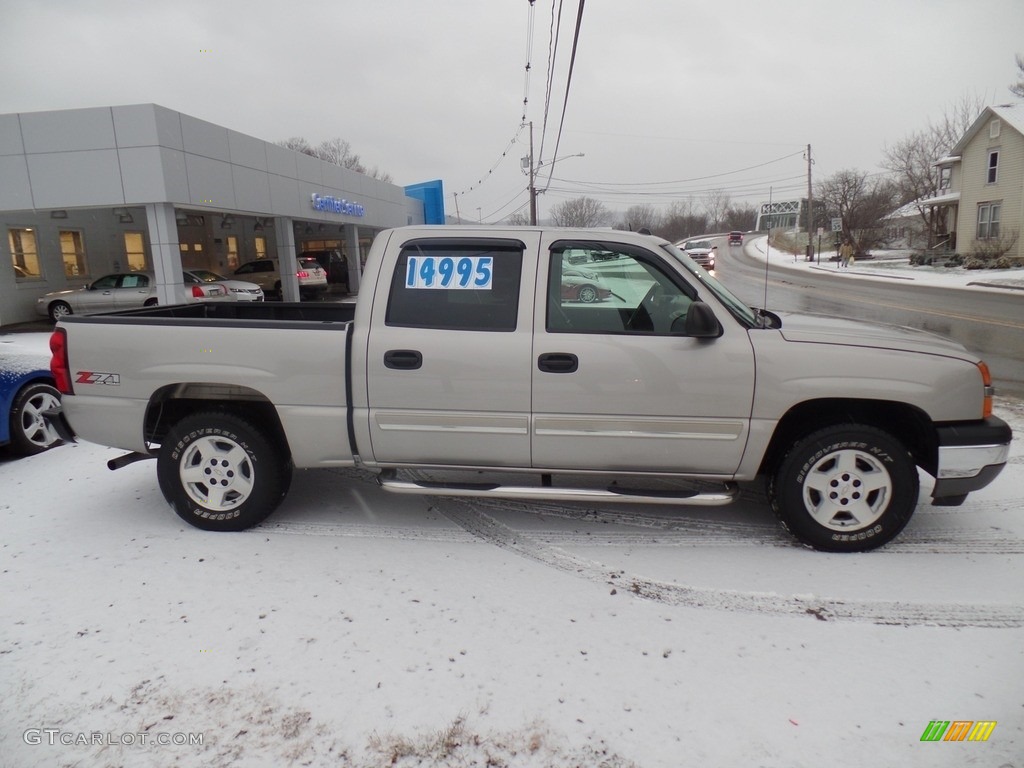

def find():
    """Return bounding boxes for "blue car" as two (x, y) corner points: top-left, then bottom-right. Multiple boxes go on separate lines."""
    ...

(1, 335), (63, 455)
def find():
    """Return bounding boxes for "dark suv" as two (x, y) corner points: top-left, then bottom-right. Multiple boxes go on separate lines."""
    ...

(728, 231), (744, 246)
(301, 250), (349, 292)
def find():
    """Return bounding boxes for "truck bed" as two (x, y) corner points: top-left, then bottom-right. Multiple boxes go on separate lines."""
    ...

(59, 301), (357, 327)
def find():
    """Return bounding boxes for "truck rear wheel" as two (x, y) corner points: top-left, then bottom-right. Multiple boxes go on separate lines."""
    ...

(768, 424), (919, 552)
(157, 411), (292, 531)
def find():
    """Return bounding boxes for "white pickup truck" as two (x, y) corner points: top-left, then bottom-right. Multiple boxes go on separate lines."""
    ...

(47, 226), (1012, 552)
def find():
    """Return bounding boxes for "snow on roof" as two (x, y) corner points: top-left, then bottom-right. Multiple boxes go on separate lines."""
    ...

(990, 102), (1024, 136)
(952, 103), (1024, 154)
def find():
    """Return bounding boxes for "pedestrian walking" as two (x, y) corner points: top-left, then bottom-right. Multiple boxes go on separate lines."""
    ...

(839, 240), (854, 268)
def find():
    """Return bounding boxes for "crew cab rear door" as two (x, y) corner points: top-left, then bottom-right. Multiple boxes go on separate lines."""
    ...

(363, 234), (539, 466)
(531, 237), (755, 474)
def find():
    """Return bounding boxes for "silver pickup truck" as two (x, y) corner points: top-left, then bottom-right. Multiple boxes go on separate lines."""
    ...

(47, 226), (1012, 552)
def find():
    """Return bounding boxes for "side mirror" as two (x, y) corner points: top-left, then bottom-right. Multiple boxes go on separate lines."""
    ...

(711, 245), (718, 251)
(672, 301), (723, 338)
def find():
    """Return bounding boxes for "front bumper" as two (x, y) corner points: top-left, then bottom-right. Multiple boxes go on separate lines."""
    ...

(931, 416), (1012, 500)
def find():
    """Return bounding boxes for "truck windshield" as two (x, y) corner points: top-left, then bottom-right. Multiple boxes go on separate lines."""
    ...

(660, 243), (758, 328)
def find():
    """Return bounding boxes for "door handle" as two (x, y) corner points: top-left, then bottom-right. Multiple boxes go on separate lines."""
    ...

(537, 352), (578, 373)
(383, 349), (423, 370)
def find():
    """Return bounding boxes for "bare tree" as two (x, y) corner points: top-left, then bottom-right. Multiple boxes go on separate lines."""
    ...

(314, 137), (362, 170)
(503, 211), (531, 226)
(619, 204), (662, 233)
(722, 203), (758, 232)
(816, 169), (899, 253)
(364, 166), (393, 184)
(276, 136), (392, 182)
(660, 200), (707, 243)
(549, 197), (611, 227)
(701, 189), (731, 231)
(1011, 53), (1024, 97)
(882, 94), (985, 246)
(278, 137), (315, 156)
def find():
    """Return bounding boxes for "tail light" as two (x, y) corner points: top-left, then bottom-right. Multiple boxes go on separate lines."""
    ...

(191, 285), (204, 297)
(296, 270), (310, 278)
(49, 328), (73, 395)
(978, 361), (993, 419)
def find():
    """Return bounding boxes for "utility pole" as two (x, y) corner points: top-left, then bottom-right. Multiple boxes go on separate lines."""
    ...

(528, 121), (538, 226)
(805, 144), (814, 261)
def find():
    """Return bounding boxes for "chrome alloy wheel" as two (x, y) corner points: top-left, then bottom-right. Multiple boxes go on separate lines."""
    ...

(801, 447), (892, 531)
(18, 387), (61, 449)
(178, 435), (255, 511)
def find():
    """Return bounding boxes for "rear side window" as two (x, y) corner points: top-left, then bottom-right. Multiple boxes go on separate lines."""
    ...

(386, 240), (523, 331)
(119, 274), (149, 288)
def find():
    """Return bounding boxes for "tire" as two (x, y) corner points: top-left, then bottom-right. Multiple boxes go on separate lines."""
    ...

(577, 284), (599, 303)
(144, 298), (159, 307)
(49, 301), (73, 322)
(8, 381), (62, 455)
(768, 424), (919, 552)
(156, 411), (292, 531)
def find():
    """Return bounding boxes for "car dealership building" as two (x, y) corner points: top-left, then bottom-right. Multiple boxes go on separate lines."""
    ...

(0, 104), (444, 326)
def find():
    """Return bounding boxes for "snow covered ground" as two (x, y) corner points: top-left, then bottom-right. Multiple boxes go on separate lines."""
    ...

(2, 318), (1023, 766)
(749, 234), (1024, 293)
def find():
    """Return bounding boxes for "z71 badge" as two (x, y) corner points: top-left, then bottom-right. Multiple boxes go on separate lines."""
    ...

(75, 371), (121, 386)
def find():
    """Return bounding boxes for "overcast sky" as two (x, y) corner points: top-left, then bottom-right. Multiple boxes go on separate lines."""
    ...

(2, 0), (1022, 222)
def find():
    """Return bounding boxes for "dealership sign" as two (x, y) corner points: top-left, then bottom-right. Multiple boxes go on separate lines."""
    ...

(311, 193), (365, 217)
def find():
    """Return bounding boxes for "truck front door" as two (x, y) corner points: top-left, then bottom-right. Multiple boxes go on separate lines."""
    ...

(531, 239), (755, 475)
(364, 235), (538, 467)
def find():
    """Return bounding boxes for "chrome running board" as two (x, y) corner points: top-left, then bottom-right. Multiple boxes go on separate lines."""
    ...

(377, 470), (738, 506)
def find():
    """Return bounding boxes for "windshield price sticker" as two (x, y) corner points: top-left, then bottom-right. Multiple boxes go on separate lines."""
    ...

(405, 256), (493, 289)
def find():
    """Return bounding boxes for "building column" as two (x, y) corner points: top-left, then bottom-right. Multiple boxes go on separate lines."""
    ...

(145, 203), (184, 305)
(274, 217), (300, 302)
(345, 224), (362, 293)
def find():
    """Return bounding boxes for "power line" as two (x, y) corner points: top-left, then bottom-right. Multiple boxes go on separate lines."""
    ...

(545, 150), (806, 189)
(547, 172), (807, 197)
(541, 0), (585, 192)
(537, 0), (564, 172)
(448, 1), (538, 202)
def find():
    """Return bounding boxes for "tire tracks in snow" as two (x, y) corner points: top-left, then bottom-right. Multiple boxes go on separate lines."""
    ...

(432, 496), (1024, 629)
(256, 468), (1024, 627)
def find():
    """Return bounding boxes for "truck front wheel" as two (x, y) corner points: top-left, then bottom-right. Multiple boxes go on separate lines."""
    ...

(768, 424), (919, 552)
(156, 411), (292, 531)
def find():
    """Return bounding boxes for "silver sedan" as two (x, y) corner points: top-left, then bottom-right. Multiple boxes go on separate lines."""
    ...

(36, 272), (228, 322)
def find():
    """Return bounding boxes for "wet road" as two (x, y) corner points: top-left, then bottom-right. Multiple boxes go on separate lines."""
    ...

(714, 238), (1024, 398)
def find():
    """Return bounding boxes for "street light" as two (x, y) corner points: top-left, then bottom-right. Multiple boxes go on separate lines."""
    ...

(521, 121), (584, 225)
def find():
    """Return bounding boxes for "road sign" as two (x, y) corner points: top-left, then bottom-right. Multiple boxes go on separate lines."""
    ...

(831, 218), (842, 232)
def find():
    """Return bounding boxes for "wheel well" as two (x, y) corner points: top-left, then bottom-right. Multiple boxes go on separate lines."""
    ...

(144, 383), (290, 457)
(758, 399), (937, 478)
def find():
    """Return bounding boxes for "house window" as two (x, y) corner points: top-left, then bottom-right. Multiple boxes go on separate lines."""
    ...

(59, 230), (88, 277)
(977, 203), (1001, 240)
(939, 166), (952, 191)
(987, 150), (999, 184)
(254, 236), (267, 259)
(989, 119), (1001, 139)
(227, 236), (239, 270)
(8, 227), (41, 279)
(124, 232), (147, 271)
